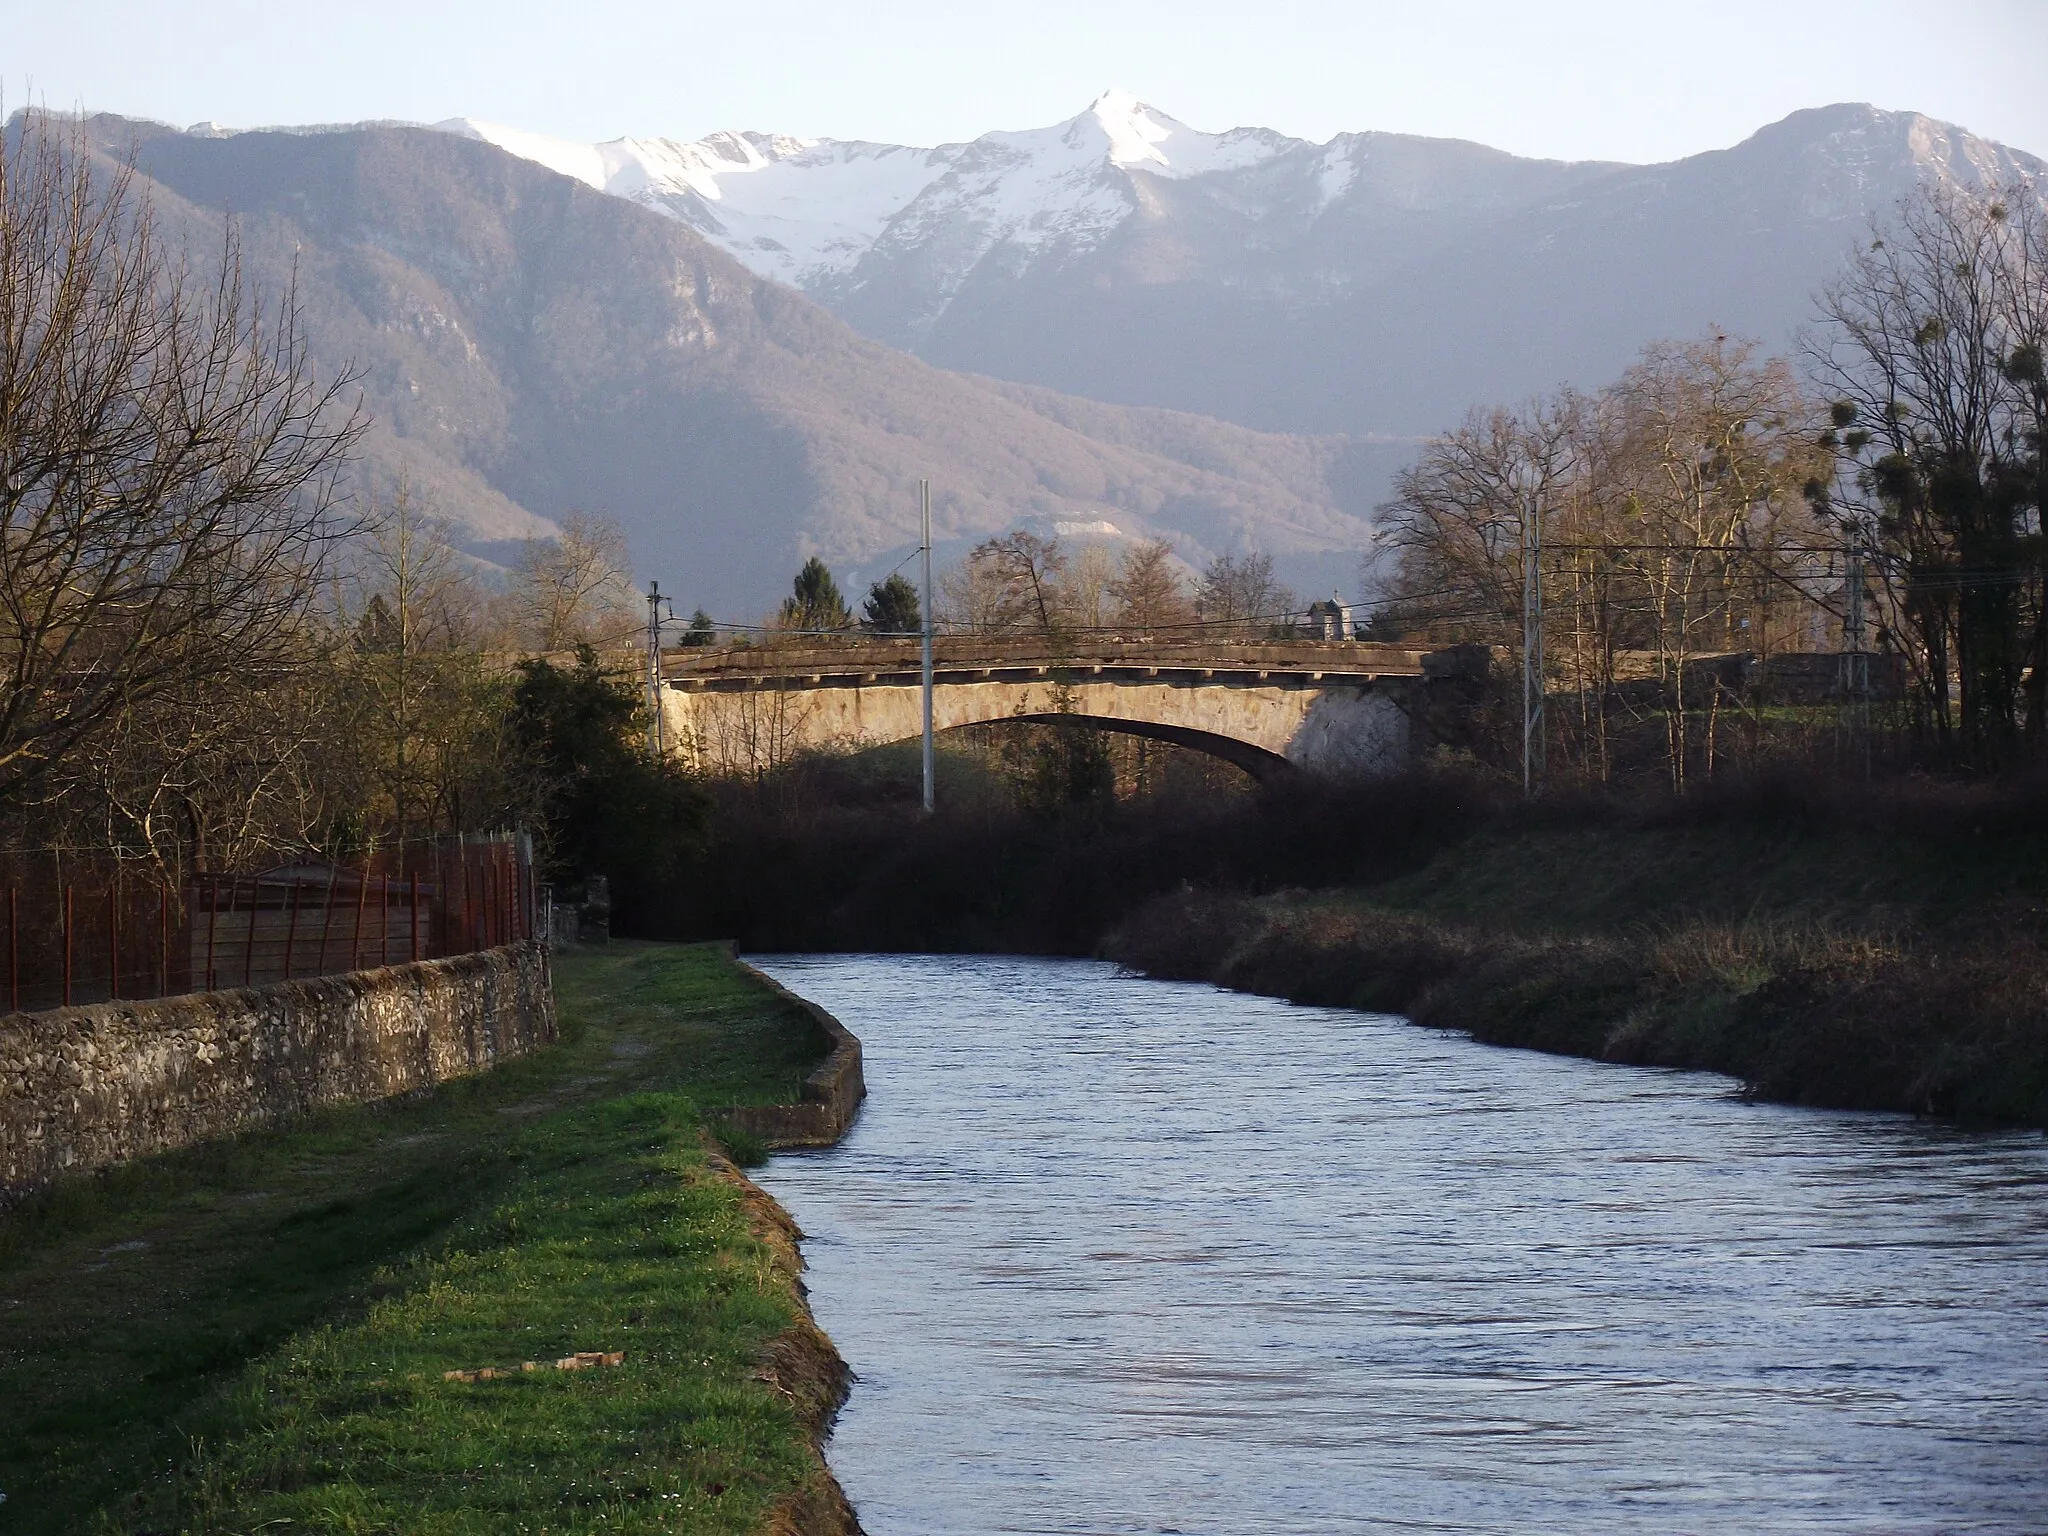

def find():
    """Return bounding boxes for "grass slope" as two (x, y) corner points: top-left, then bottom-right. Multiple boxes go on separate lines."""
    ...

(0, 942), (851, 1534)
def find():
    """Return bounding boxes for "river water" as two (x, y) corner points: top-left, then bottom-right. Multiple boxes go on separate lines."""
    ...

(750, 954), (2048, 1535)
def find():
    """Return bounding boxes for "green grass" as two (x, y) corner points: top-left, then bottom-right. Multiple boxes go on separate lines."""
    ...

(0, 942), (844, 1534)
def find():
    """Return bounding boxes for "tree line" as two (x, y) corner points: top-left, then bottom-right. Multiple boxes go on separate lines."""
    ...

(765, 536), (1303, 644)
(1373, 180), (2048, 786)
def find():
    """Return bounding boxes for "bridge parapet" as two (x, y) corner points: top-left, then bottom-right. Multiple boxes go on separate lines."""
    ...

(663, 639), (1426, 692)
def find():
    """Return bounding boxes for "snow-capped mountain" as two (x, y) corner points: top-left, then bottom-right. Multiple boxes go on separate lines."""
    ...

(442, 92), (1295, 296)
(440, 90), (1621, 348)
(83, 96), (2047, 614)
(442, 94), (2045, 437)
(75, 113), (1392, 616)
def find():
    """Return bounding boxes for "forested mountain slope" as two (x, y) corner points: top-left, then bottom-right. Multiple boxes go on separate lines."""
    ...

(91, 116), (1379, 615)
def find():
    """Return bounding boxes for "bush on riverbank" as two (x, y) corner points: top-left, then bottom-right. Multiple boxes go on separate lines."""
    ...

(662, 755), (2048, 1126)
(661, 755), (2048, 952)
(649, 765), (1499, 952)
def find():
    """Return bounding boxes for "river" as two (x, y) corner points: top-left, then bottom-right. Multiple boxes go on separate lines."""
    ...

(750, 954), (2048, 1535)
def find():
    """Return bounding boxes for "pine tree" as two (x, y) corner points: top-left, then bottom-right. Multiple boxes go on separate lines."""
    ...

(861, 573), (923, 634)
(778, 558), (852, 632)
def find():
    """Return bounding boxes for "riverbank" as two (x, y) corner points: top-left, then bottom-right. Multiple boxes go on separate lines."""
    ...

(0, 942), (859, 1534)
(665, 766), (2048, 1127)
(1106, 807), (2048, 1126)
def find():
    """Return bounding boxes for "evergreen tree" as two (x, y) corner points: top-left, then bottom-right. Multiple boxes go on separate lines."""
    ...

(509, 649), (707, 902)
(862, 572), (923, 634)
(778, 557), (852, 632)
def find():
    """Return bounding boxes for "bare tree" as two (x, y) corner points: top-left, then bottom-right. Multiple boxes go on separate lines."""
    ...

(339, 484), (511, 847)
(1110, 539), (1193, 637)
(1379, 403), (1575, 647)
(44, 631), (335, 869)
(943, 532), (1067, 634)
(2005, 195), (2048, 742)
(503, 510), (638, 652)
(1378, 400), (1576, 781)
(1195, 551), (1295, 637)
(1610, 335), (1822, 785)
(1378, 342), (1826, 787)
(1811, 181), (2048, 768)
(1056, 543), (1119, 632)
(939, 553), (1016, 635)
(0, 113), (364, 821)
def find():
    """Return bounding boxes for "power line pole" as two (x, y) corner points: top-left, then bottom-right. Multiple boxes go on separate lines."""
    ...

(1841, 524), (1871, 777)
(1522, 499), (1545, 797)
(920, 479), (936, 814)
(646, 580), (665, 759)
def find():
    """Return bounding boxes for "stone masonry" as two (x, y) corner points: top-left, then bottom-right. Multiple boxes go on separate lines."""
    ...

(0, 941), (555, 1198)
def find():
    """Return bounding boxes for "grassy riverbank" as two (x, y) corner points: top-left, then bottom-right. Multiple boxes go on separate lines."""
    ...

(0, 943), (856, 1534)
(1106, 789), (2048, 1126)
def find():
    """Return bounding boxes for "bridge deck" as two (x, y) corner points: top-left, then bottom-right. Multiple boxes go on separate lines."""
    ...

(662, 639), (1426, 692)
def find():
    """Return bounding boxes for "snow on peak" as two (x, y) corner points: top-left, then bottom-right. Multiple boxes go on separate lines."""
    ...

(1071, 89), (1289, 178)
(433, 97), (1301, 298)
(439, 118), (609, 189)
(1086, 88), (1174, 169)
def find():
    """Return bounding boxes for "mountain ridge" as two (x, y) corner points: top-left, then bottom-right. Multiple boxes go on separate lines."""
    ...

(42, 95), (2048, 617)
(436, 90), (1629, 303)
(428, 94), (2045, 435)
(66, 114), (1383, 615)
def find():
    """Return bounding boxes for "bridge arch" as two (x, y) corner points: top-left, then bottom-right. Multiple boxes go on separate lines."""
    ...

(999, 713), (1289, 780)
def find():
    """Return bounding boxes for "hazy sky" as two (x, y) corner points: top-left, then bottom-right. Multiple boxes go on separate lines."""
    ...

(7, 0), (2046, 162)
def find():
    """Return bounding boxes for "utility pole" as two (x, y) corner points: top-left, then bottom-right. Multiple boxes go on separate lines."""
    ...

(920, 479), (936, 813)
(646, 580), (665, 759)
(1841, 524), (1871, 777)
(1522, 498), (1545, 797)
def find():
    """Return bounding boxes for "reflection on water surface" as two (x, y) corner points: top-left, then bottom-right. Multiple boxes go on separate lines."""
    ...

(753, 954), (2048, 1535)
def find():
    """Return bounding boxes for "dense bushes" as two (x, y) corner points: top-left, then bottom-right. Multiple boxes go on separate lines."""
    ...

(510, 652), (708, 910)
(657, 753), (2048, 1126)
(646, 766), (1499, 951)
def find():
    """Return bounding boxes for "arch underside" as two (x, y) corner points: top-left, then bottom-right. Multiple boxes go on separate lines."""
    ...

(998, 712), (1289, 780)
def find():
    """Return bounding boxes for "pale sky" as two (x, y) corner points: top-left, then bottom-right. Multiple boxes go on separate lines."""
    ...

(6, 0), (2046, 163)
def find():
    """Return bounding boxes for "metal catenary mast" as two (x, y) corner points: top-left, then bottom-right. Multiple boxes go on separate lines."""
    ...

(921, 479), (936, 813)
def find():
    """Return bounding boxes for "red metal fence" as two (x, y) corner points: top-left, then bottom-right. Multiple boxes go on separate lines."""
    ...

(0, 833), (537, 1016)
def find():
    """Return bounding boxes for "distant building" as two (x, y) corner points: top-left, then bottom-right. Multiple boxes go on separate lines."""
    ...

(1305, 596), (1354, 642)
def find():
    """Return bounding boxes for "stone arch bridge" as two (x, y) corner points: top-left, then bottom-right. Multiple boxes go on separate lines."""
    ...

(660, 640), (1435, 780)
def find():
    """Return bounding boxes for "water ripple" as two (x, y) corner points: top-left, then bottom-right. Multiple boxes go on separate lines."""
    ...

(753, 955), (2048, 1535)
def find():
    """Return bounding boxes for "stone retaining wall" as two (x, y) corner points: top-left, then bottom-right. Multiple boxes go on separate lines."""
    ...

(723, 956), (866, 1148)
(0, 942), (555, 1197)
